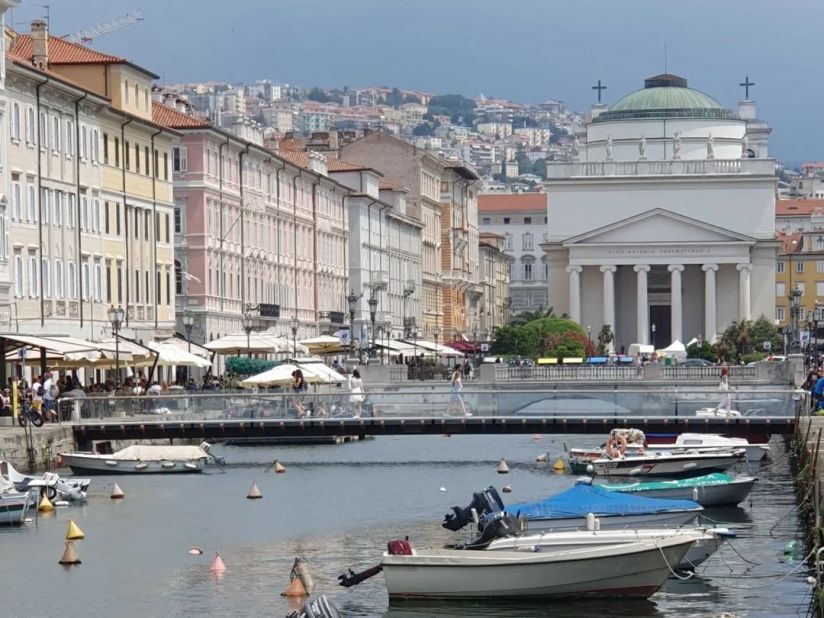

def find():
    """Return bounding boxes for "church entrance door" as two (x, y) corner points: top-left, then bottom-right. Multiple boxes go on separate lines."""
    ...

(649, 305), (671, 349)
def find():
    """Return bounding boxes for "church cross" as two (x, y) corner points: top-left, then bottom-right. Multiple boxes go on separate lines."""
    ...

(739, 75), (755, 99)
(592, 80), (607, 103)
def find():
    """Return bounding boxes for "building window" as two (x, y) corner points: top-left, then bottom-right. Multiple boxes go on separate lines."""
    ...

(65, 119), (73, 155)
(115, 203), (121, 235)
(134, 269), (140, 303)
(51, 115), (60, 151)
(145, 146), (150, 176)
(11, 179), (20, 221)
(82, 262), (90, 300)
(103, 133), (109, 164)
(124, 79), (130, 105)
(797, 261), (805, 274)
(28, 255), (38, 297)
(776, 306), (785, 321)
(174, 206), (182, 234)
(173, 146), (187, 173)
(175, 260), (183, 295)
(38, 111), (47, 148)
(106, 262), (112, 303)
(116, 263), (123, 303)
(817, 282), (824, 297)
(135, 143), (140, 174)
(797, 282), (806, 295)
(777, 261), (785, 273)
(104, 201), (110, 234)
(10, 101), (20, 140)
(153, 150), (159, 178)
(818, 237), (824, 250)
(817, 261), (824, 273)
(26, 182), (36, 222)
(503, 217), (510, 224)
(522, 232), (533, 251)
(125, 140), (130, 170)
(164, 153), (169, 179)
(504, 233), (512, 250)
(144, 88), (149, 110)
(165, 213), (170, 243)
(114, 137), (120, 167)
(144, 211), (150, 240)
(42, 258), (50, 298)
(14, 254), (22, 297)
(166, 271), (171, 305)
(482, 217), (490, 225)
(93, 129), (99, 162)
(26, 106), (35, 144)
(524, 217), (532, 224)
(523, 263), (533, 281)
(55, 259), (64, 299)
(776, 282), (785, 297)
(80, 124), (87, 160)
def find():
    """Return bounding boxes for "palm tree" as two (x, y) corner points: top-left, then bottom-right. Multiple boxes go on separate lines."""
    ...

(509, 307), (555, 326)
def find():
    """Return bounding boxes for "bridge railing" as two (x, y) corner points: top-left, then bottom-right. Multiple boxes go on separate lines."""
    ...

(59, 386), (803, 424)
(494, 365), (641, 381)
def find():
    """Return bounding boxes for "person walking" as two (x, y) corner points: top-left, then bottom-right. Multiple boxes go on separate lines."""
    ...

(42, 372), (58, 422)
(446, 366), (471, 417)
(717, 367), (732, 412)
(291, 369), (307, 418)
(348, 369), (365, 418)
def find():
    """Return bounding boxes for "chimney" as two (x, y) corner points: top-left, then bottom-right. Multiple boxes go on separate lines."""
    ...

(31, 19), (48, 69)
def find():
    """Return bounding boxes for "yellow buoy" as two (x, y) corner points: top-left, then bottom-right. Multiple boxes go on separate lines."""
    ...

(65, 520), (85, 541)
(38, 495), (54, 513)
(247, 481), (262, 499)
(496, 458), (509, 474)
(552, 458), (565, 471)
(59, 541), (81, 565)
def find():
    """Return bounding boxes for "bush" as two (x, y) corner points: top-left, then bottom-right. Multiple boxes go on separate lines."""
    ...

(687, 341), (714, 361)
(225, 356), (277, 377)
(742, 352), (767, 364)
(493, 317), (591, 359)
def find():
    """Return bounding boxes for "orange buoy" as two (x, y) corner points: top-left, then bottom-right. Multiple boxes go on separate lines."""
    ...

(65, 520), (85, 541)
(274, 461), (286, 474)
(210, 552), (226, 572)
(110, 483), (125, 500)
(247, 481), (262, 499)
(59, 541), (81, 565)
(532, 434), (542, 441)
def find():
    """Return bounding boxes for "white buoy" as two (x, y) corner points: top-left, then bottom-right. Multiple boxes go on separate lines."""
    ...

(535, 453), (548, 463)
(439, 487), (446, 492)
(247, 481), (262, 499)
(496, 458), (509, 474)
(110, 483), (125, 500)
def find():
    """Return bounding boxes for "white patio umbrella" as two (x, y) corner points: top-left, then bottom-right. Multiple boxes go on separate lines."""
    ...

(239, 363), (325, 388)
(204, 333), (291, 355)
(299, 335), (345, 355)
(147, 341), (212, 368)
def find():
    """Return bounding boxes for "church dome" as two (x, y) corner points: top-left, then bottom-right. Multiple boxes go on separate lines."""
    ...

(594, 74), (736, 122)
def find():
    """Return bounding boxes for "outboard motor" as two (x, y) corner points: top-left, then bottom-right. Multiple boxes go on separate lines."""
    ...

(463, 514), (524, 550)
(442, 486), (505, 531)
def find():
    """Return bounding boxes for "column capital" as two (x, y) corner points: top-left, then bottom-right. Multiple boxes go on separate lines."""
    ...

(667, 264), (685, 273)
(566, 265), (583, 274)
(599, 264), (617, 273)
(633, 264), (650, 273)
(702, 263), (719, 272)
(736, 262), (753, 272)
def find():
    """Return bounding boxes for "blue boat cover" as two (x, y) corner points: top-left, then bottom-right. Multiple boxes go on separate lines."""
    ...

(502, 481), (702, 520)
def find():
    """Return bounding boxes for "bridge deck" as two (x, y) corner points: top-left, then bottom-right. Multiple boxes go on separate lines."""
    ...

(70, 415), (794, 443)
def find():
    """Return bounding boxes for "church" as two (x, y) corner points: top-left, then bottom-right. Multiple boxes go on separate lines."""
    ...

(542, 74), (778, 352)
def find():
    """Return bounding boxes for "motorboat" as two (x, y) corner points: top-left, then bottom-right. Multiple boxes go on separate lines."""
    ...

(587, 449), (746, 478)
(59, 442), (222, 475)
(480, 522), (733, 569)
(1, 460), (90, 502)
(598, 473), (756, 507)
(378, 532), (707, 599)
(695, 407), (742, 418)
(647, 433), (769, 465)
(0, 475), (31, 526)
(442, 481), (703, 533)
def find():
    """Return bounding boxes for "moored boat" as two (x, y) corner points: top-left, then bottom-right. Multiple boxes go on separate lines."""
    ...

(380, 532), (707, 599)
(59, 443), (220, 475)
(587, 449), (746, 478)
(600, 473), (756, 507)
(0, 476), (31, 526)
(1, 460), (90, 501)
(647, 433), (769, 465)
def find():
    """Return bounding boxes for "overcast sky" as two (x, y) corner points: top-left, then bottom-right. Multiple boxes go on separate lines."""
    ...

(11, 0), (823, 163)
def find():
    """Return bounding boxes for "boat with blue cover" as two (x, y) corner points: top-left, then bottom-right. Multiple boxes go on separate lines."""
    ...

(598, 473), (756, 507)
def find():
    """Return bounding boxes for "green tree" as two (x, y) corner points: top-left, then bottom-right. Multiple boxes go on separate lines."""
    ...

(748, 314), (783, 353)
(596, 325), (614, 356)
(386, 87), (404, 108)
(720, 320), (752, 363)
(307, 87), (332, 103)
(412, 122), (436, 136)
(687, 341), (714, 361)
(510, 307), (554, 326)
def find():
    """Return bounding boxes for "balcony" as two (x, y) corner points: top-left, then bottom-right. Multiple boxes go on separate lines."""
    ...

(546, 158), (776, 180)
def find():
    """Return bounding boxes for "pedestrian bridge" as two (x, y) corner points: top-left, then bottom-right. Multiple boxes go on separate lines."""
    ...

(62, 386), (803, 446)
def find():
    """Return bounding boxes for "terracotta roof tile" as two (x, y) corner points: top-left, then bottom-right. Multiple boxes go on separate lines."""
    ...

(775, 198), (824, 217)
(7, 53), (106, 97)
(152, 103), (209, 129)
(278, 137), (306, 151)
(479, 192), (547, 213)
(777, 232), (803, 254)
(379, 179), (408, 192)
(10, 34), (124, 65)
(277, 149), (310, 169)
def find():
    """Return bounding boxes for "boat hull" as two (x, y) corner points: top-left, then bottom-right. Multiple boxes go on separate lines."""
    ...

(521, 509), (701, 532)
(62, 454), (205, 475)
(0, 492), (31, 526)
(608, 478), (756, 507)
(383, 538), (696, 599)
(648, 444), (768, 465)
(590, 453), (744, 478)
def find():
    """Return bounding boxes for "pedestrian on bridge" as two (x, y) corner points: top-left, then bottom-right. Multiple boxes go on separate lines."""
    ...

(446, 367), (471, 417)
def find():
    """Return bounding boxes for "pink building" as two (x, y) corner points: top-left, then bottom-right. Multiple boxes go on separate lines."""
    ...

(154, 105), (349, 344)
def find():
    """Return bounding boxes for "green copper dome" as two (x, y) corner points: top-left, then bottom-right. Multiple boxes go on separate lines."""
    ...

(594, 74), (737, 122)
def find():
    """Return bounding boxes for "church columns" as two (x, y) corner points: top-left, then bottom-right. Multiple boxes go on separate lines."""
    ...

(702, 264), (719, 342)
(600, 265), (616, 351)
(567, 265), (582, 323)
(634, 264), (650, 344)
(668, 264), (684, 344)
(737, 263), (752, 321)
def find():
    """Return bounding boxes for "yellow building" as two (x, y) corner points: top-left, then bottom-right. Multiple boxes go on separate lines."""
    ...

(9, 21), (178, 340)
(775, 231), (824, 329)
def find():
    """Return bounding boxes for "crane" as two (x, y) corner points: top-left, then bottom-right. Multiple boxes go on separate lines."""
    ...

(63, 10), (144, 45)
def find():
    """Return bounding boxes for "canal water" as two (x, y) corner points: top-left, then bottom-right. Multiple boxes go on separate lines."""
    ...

(0, 434), (812, 617)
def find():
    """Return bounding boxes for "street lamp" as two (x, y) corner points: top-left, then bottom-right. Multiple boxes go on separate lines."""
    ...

(347, 290), (359, 357)
(108, 305), (125, 390)
(182, 310), (195, 353)
(368, 292), (379, 358)
(433, 326), (441, 348)
(651, 322), (657, 347)
(790, 287), (803, 353)
(472, 320), (479, 364)
(290, 315), (300, 359)
(242, 313), (255, 358)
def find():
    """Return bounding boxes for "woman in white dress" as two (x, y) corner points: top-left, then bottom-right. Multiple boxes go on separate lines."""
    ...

(349, 369), (365, 417)
(446, 367), (471, 417)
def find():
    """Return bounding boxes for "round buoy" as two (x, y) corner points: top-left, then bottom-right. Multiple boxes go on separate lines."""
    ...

(59, 541), (81, 565)
(38, 495), (54, 513)
(210, 552), (226, 572)
(532, 434), (542, 441)
(439, 487), (446, 492)
(552, 458), (565, 471)
(502, 484), (512, 493)
(247, 481), (262, 499)
(496, 458), (509, 474)
(110, 483), (125, 500)
(274, 461), (286, 474)
(535, 452), (548, 463)
(65, 520), (85, 541)
(188, 547), (203, 556)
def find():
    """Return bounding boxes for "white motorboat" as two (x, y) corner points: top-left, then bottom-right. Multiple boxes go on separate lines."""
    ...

(647, 433), (768, 464)
(484, 526), (733, 569)
(695, 407), (742, 418)
(0, 476), (31, 526)
(1, 460), (90, 502)
(380, 532), (707, 599)
(59, 443), (219, 475)
(588, 449), (746, 478)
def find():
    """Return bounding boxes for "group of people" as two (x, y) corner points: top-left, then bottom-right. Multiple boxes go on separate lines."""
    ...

(2, 372), (60, 421)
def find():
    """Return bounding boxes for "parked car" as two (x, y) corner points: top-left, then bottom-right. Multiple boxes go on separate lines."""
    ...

(680, 358), (713, 367)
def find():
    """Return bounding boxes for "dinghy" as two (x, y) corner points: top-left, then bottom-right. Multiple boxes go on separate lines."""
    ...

(1, 460), (89, 502)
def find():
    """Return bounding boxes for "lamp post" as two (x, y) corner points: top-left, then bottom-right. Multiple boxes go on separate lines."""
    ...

(242, 313), (254, 358)
(790, 287), (803, 353)
(368, 292), (378, 359)
(472, 320), (479, 365)
(651, 323), (657, 349)
(290, 316), (300, 359)
(182, 310), (195, 353)
(433, 326), (441, 349)
(347, 290), (359, 358)
(108, 305), (125, 390)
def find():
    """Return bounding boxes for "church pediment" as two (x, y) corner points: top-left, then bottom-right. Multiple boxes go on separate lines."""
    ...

(563, 208), (755, 245)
